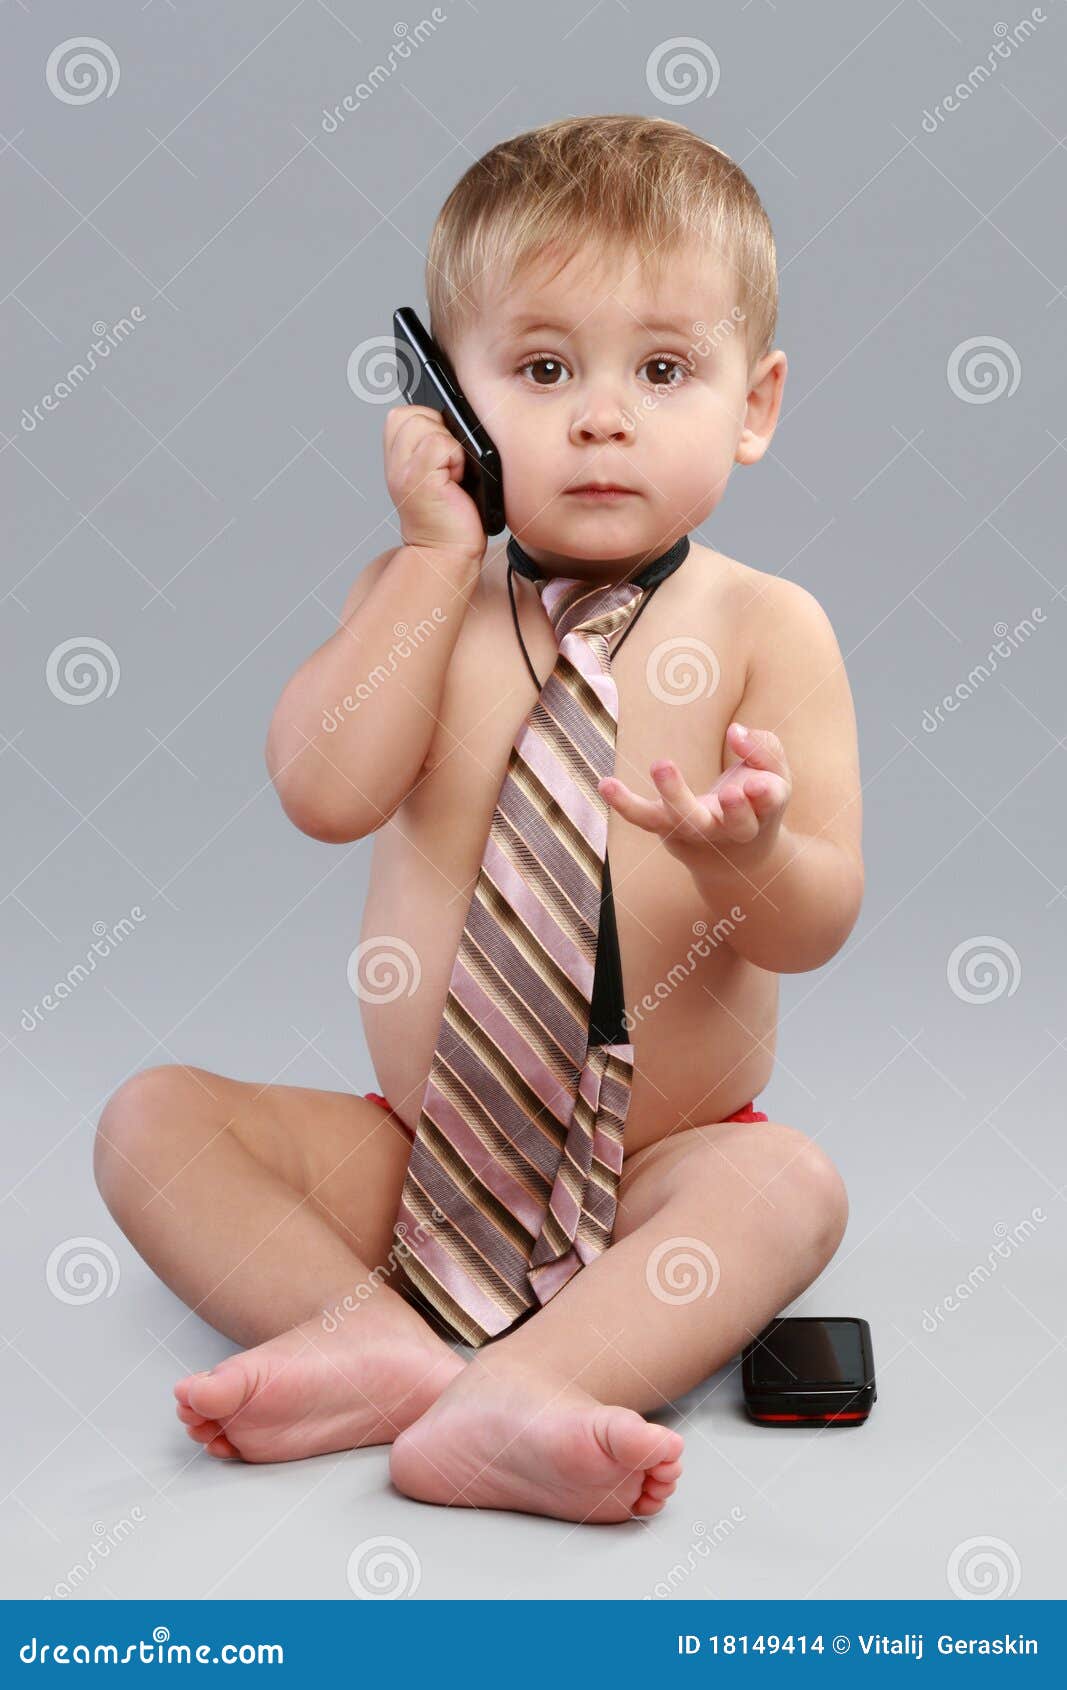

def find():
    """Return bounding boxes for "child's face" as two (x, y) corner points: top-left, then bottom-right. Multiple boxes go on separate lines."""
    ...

(448, 240), (784, 577)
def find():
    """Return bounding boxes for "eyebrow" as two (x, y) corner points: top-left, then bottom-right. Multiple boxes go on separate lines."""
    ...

(495, 313), (694, 343)
(494, 317), (571, 343)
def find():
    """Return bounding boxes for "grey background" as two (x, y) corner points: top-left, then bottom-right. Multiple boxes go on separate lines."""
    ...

(2, 0), (1063, 1602)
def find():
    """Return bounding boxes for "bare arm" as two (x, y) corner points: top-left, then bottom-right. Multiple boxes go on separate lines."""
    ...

(266, 403), (489, 842)
(688, 578), (864, 972)
(690, 822), (863, 973)
(265, 542), (482, 841)
(601, 574), (864, 972)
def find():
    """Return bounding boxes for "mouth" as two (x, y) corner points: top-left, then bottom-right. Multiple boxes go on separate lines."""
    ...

(565, 484), (638, 500)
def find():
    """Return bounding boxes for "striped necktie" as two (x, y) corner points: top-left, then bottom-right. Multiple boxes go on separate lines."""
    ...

(393, 534), (691, 1348)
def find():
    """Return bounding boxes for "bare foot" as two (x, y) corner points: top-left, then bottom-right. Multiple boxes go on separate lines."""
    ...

(389, 1356), (684, 1523)
(173, 1311), (466, 1463)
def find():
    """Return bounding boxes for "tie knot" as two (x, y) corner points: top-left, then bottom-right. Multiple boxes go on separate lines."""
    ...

(537, 575), (645, 653)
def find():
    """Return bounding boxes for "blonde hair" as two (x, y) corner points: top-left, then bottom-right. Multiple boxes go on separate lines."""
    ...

(426, 114), (778, 369)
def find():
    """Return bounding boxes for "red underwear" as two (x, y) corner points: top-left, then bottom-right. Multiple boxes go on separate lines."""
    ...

(365, 1091), (769, 1133)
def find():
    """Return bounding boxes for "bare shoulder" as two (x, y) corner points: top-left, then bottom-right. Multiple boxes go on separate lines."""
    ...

(716, 550), (847, 690)
(678, 539), (789, 613)
(696, 544), (837, 643)
(673, 542), (824, 675)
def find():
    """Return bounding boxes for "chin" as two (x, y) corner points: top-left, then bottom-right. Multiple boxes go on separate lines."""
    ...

(542, 514), (651, 552)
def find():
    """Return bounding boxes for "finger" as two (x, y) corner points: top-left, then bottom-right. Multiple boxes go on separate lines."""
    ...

(598, 775), (670, 836)
(387, 403), (444, 434)
(716, 781), (762, 843)
(738, 773), (786, 824)
(389, 407), (449, 464)
(384, 404), (430, 453)
(649, 760), (717, 845)
(710, 758), (750, 792)
(715, 766), (780, 808)
(397, 431), (464, 507)
(411, 426), (465, 479)
(705, 760), (749, 818)
(727, 722), (789, 778)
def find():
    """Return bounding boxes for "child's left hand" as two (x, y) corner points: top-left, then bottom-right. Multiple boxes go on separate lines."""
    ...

(598, 721), (792, 860)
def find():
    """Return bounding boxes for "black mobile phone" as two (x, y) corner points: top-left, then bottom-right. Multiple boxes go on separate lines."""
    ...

(392, 306), (506, 536)
(741, 1316), (877, 1427)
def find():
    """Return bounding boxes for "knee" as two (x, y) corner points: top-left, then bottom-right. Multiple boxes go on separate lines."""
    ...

(764, 1125), (849, 1263)
(662, 1120), (849, 1264)
(93, 1064), (192, 1208)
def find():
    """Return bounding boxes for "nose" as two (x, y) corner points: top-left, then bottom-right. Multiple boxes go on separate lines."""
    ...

(569, 393), (635, 446)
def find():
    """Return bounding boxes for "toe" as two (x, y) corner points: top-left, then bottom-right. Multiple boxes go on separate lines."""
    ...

(593, 1407), (653, 1470)
(205, 1431), (240, 1459)
(185, 1361), (253, 1423)
(653, 1427), (684, 1463)
(174, 1371), (213, 1407)
(631, 1491), (668, 1517)
(641, 1477), (677, 1502)
(596, 1407), (681, 1475)
(184, 1419), (223, 1445)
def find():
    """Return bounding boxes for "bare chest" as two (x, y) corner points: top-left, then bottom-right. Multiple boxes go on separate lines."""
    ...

(421, 565), (744, 841)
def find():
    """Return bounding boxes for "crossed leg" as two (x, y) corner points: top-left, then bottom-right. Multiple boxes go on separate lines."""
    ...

(93, 1064), (466, 1463)
(95, 1066), (847, 1522)
(389, 1115), (849, 1521)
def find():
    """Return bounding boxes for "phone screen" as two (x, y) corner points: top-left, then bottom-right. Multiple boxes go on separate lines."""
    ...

(752, 1319), (866, 1390)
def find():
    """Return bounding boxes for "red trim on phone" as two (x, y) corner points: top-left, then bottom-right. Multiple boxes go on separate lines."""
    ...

(754, 1409), (868, 1422)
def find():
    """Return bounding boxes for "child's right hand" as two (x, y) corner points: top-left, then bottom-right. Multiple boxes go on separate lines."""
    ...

(384, 405), (488, 566)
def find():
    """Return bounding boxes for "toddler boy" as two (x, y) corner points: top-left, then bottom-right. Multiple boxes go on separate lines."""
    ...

(96, 114), (862, 1525)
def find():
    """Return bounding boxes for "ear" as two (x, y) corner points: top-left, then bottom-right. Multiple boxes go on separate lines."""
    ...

(735, 349), (787, 467)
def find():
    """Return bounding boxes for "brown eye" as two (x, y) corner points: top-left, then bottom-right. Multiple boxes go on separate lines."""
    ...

(519, 357), (569, 387)
(641, 356), (688, 388)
